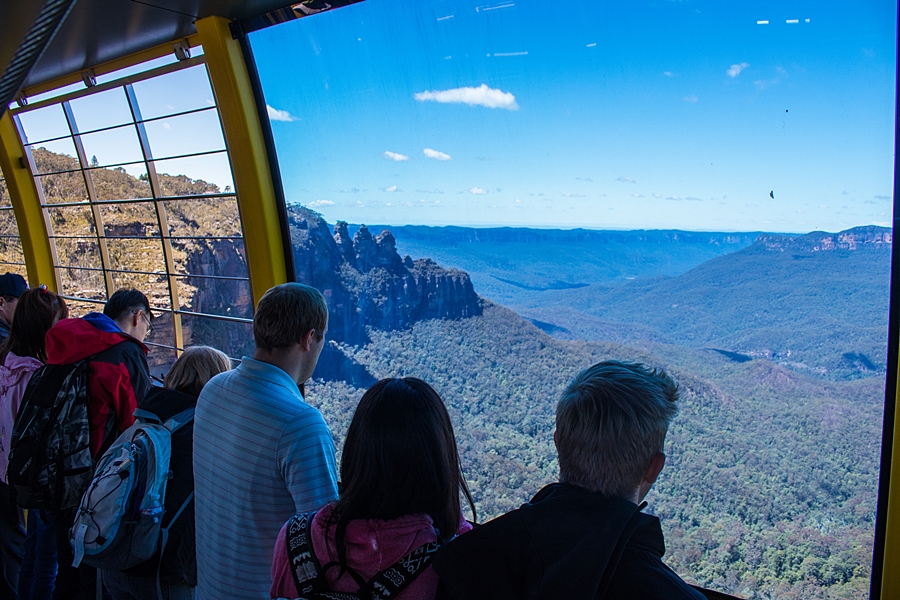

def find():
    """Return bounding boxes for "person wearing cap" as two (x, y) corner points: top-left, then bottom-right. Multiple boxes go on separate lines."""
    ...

(0, 272), (28, 344)
(43, 288), (152, 600)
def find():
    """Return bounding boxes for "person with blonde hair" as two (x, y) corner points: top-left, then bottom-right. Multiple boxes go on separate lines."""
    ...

(101, 346), (231, 600)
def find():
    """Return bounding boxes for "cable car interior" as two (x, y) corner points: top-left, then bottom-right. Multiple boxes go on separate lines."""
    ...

(1, 1), (898, 599)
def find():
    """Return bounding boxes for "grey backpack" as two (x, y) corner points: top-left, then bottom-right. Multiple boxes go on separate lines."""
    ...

(70, 407), (194, 578)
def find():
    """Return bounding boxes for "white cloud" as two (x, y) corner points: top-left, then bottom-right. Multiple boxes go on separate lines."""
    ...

(424, 148), (452, 161)
(308, 200), (334, 207)
(684, 94), (699, 103)
(617, 176), (636, 184)
(663, 71), (673, 77)
(469, 187), (487, 195)
(383, 151), (409, 161)
(652, 193), (661, 198)
(267, 105), (299, 122)
(515, 198), (522, 203)
(563, 192), (586, 198)
(632, 193), (644, 198)
(414, 84), (519, 110)
(384, 185), (398, 192)
(727, 62), (750, 78)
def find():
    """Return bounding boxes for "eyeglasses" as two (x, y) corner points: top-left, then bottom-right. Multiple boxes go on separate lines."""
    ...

(132, 309), (153, 337)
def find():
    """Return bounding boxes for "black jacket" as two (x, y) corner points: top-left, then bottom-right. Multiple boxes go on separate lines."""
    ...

(433, 483), (705, 600)
(124, 386), (197, 585)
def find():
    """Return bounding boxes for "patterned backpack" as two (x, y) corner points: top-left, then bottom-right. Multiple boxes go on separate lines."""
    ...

(7, 359), (94, 511)
(281, 512), (444, 600)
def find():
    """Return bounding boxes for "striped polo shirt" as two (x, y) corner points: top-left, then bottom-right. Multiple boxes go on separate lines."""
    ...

(193, 357), (338, 600)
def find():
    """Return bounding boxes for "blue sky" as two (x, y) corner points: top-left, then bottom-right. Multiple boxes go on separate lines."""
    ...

(250, 0), (897, 232)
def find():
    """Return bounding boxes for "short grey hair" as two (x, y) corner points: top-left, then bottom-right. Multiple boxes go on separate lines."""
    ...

(556, 360), (679, 497)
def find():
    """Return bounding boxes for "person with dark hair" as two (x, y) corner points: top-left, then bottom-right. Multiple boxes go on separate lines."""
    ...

(0, 286), (67, 600)
(43, 288), (152, 600)
(101, 346), (232, 600)
(432, 360), (704, 600)
(0, 272), (28, 345)
(271, 377), (476, 600)
(194, 283), (338, 600)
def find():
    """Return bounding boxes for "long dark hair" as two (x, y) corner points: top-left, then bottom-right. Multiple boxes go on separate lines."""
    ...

(329, 377), (476, 568)
(0, 287), (68, 365)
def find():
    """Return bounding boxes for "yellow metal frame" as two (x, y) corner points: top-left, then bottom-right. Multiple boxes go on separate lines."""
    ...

(0, 112), (56, 290)
(196, 15), (288, 307)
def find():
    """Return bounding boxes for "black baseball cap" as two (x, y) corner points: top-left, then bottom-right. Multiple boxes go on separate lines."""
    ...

(0, 273), (28, 298)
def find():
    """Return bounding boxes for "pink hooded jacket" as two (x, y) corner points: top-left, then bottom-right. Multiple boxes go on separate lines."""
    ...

(0, 352), (42, 483)
(271, 503), (472, 599)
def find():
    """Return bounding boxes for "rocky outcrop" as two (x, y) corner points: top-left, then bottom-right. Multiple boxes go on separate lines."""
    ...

(756, 226), (892, 253)
(289, 206), (482, 348)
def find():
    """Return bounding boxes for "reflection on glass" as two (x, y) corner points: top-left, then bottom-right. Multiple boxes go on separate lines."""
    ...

(79, 125), (145, 167)
(56, 266), (105, 300)
(37, 171), (89, 204)
(176, 275), (253, 320)
(53, 238), (102, 269)
(106, 238), (166, 272)
(91, 163), (152, 200)
(180, 313), (254, 360)
(164, 197), (242, 237)
(62, 298), (105, 318)
(154, 153), (234, 196)
(0, 236), (25, 266)
(68, 87), (134, 133)
(100, 202), (160, 237)
(131, 64), (216, 120)
(46, 205), (97, 237)
(29, 138), (79, 170)
(143, 108), (225, 160)
(170, 238), (247, 277)
(110, 269), (171, 310)
(0, 179), (10, 208)
(16, 104), (70, 144)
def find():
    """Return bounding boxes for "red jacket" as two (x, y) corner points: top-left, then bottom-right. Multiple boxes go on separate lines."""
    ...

(45, 314), (150, 458)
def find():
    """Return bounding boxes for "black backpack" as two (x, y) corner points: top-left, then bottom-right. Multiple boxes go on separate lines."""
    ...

(7, 359), (94, 511)
(283, 512), (443, 600)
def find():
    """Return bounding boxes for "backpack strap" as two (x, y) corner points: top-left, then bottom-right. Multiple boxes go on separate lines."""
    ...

(366, 538), (444, 599)
(163, 407), (194, 433)
(133, 409), (162, 424)
(286, 511), (327, 596)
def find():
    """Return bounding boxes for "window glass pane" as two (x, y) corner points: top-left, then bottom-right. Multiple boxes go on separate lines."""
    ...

(26, 82), (86, 106)
(181, 313), (254, 359)
(46, 205), (97, 237)
(164, 197), (243, 237)
(0, 237), (25, 266)
(53, 238), (102, 269)
(63, 298), (104, 318)
(57, 266), (105, 300)
(109, 270), (170, 310)
(36, 171), (89, 204)
(68, 87), (134, 133)
(0, 178), (10, 208)
(143, 108), (225, 160)
(146, 344), (179, 382)
(153, 153), (233, 196)
(16, 104), (70, 144)
(250, 2), (895, 598)
(176, 275), (253, 320)
(99, 202), (160, 237)
(95, 55), (180, 87)
(106, 238), (166, 272)
(29, 139), (79, 171)
(170, 238), (247, 277)
(91, 164), (152, 200)
(79, 125), (144, 167)
(131, 64), (216, 120)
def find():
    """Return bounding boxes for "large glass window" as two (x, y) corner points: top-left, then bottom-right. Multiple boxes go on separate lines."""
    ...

(0, 173), (26, 272)
(10, 55), (253, 377)
(249, 1), (895, 598)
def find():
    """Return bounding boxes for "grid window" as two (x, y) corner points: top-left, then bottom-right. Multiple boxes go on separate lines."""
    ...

(0, 175), (26, 271)
(11, 55), (255, 376)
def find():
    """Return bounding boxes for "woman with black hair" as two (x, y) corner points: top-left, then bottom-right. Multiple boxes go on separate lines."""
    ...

(271, 377), (476, 600)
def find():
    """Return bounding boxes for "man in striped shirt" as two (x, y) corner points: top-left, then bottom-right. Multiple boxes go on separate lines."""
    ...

(193, 283), (339, 600)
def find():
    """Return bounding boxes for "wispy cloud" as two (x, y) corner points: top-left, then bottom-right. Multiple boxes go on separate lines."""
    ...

(875, 195), (892, 200)
(652, 193), (661, 198)
(384, 185), (398, 192)
(414, 84), (519, 110)
(383, 151), (409, 161)
(667, 195), (703, 201)
(575, 177), (593, 182)
(563, 192), (586, 198)
(267, 105), (299, 122)
(663, 71), (674, 77)
(632, 193), (644, 198)
(469, 187), (487, 195)
(586, 43), (597, 48)
(424, 148), (452, 161)
(684, 94), (699, 103)
(340, 188), (362, 193)
(416, 188), (444, 194)
(727, 62), (750, 78)
(617, 176), (636, 184)
(308, 200), (334, 207)
(515, 198), (522, 203)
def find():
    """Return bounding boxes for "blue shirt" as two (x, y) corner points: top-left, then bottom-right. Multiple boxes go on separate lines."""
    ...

(193, 357), (338, 600)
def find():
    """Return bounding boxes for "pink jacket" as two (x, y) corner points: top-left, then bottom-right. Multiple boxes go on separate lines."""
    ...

(271, 503), (472, 600)
(0, 352), (42, 483)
